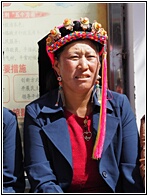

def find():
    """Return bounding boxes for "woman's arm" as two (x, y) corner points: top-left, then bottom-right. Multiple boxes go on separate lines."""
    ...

(3, 108), (25, 193)
(120, 95), (144, 192)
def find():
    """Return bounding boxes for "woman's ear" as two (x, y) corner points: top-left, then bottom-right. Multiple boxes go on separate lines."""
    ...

(97, 61), (101, 73)
(53, 58), (60, 75)
(99, 61), (101, 68)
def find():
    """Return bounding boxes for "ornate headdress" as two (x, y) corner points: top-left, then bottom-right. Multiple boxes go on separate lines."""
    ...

(46, 17), (107, 62)
(46, 17), (108, 160)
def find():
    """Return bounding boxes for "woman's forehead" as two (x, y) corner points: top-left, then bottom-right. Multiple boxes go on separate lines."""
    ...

(62, 39), (99, 51)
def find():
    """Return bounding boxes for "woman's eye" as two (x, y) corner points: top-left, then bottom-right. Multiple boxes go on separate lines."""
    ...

(87, 55), (96, 59)
(70, 56), (79, 60)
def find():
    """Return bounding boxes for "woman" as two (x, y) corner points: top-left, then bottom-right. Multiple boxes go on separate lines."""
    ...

(24, 17), (144, 193)
(3, 107), (25, 193)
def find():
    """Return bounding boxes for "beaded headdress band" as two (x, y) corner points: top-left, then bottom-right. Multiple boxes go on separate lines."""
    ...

(46, 17), (108, 160)
(46, 17), (108, 60)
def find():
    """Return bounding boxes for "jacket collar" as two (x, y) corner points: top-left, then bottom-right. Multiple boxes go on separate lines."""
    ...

(93, 91), (114, 112)
(40, 90), (114, 115)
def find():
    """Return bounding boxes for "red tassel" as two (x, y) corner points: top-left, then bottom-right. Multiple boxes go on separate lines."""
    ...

(92, 52), (107, 160)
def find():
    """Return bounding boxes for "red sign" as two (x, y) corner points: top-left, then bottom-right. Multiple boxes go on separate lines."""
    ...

(3, 11), (49, 19)
(3, 3), (11, 7)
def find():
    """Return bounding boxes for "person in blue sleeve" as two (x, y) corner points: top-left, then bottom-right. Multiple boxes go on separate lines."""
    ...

(23, 17), (144, 193)
(3, 107), (25, 193)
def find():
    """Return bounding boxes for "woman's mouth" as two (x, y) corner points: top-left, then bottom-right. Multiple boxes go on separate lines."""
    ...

(75, 75), (90, 79)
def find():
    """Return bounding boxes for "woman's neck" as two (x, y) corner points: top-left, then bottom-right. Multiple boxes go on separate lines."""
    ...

(63, 89), (93, 118)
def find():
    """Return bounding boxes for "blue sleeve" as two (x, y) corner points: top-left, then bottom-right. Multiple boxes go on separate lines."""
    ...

(3, 107), (25, 193)
(23, 105), (63, 193)
(119, 95), (144, 192)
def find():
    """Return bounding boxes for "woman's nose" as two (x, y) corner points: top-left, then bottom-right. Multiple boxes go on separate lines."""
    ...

(78, 56), (89, 69)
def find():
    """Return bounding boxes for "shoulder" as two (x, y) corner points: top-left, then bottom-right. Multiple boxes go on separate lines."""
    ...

(107, 90), (131, 108)
(26, 89), (58, 107)
(107, 91), (136, 123)
(3, 107), (17, 126)
(24, 89), (59, 117)
(3, 107), (18, 135)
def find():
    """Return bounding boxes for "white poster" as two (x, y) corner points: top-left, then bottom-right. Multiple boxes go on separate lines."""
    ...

(2, 2), (107, 131)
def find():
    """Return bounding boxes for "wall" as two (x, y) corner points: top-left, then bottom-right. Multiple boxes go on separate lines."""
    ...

(126, 3), (146, 129)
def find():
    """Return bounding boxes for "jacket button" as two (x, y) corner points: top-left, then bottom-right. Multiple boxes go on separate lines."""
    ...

(102, 171), (107, 178)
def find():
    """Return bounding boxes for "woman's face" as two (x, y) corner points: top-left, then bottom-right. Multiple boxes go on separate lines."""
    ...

(53, 39), (101, 94)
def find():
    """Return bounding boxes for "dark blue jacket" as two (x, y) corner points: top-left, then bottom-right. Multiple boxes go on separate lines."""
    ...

(23, 89), (144, 193)
(3, 107), (25, 193)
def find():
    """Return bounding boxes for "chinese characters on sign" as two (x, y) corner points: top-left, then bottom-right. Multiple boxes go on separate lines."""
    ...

(3, 5), (42, 120)
(13, 75), (39, 103)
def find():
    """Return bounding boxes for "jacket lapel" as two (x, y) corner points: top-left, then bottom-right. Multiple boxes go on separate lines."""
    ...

(40, 106), (73, 168)
(93, 112), (119, 154)
(93, 94), (120, 154)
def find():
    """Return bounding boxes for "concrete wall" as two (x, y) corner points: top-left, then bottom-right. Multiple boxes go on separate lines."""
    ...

(126, 3), (146, 129)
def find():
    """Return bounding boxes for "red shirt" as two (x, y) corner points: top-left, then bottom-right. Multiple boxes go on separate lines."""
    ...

(65, 110), (112, 193)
